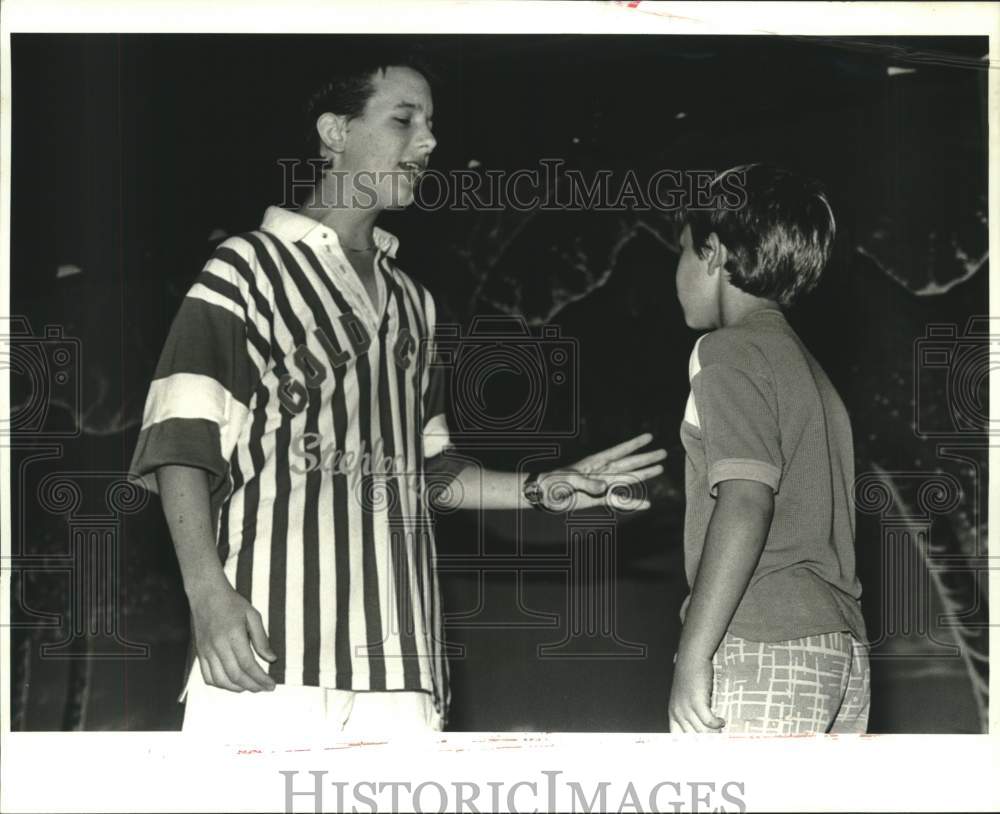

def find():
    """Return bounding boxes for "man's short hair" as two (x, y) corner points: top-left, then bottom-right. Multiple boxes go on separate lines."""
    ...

(685, 164), (836, 307)
(303, 46), (438, 156)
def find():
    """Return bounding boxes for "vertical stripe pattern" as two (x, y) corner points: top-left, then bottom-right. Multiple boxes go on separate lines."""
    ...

(130, 207), (449, 716)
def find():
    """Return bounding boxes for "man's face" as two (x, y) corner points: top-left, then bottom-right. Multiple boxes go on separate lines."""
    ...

(338, 65), (437, 210)
(675, 224), (720, 330)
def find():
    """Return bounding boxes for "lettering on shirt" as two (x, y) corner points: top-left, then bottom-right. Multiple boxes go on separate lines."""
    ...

(278, 315), (415, 414)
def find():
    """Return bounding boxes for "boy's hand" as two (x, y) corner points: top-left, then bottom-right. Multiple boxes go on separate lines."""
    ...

(538, 433), (667, 511)
(189, 583), (277, 693)
(668, 655), (725, 733)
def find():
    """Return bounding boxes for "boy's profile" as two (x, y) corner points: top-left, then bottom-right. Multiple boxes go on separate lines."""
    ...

(129, 48), (666, 736)
(669, 164), (869, 734)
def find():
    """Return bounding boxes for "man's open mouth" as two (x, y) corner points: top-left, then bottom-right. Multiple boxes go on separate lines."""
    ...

(398, 161), (426, 180)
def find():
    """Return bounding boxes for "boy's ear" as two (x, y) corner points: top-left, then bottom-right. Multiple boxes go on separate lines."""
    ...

(316, 112), (349, 161)
(704, 232), (729, 277)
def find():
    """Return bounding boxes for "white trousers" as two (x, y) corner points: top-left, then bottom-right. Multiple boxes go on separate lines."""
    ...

(181, 667), (442, 738)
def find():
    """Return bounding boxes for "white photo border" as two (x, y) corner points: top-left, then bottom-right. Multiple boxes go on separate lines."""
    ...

(1, 2), (998, 812)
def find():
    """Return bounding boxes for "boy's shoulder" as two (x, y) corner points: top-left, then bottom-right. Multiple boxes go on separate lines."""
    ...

(695, 321), (774, 374)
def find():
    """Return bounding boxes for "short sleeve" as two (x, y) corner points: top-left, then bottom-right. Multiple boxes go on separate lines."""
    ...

(691, 361), (783, 496)
(129, 237), (273, 511)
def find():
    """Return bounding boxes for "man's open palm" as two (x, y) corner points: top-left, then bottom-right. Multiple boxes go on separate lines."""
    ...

(539, 432), (667, 511)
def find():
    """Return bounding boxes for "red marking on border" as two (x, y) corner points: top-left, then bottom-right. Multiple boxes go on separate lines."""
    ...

(321, 740), (390, 750)
(615, 0), (701, 24)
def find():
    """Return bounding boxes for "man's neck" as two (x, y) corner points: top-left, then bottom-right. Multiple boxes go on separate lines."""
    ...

(298, 184), (381, 251)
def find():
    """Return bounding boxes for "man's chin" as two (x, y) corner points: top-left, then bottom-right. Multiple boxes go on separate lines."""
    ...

(386, 192), (416, 211)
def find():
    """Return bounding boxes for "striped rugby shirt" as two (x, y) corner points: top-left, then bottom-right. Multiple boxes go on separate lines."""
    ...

(130, 206), (452, 715)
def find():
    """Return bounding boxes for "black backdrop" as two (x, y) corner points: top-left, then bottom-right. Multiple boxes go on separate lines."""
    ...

(8, 34), (989, 732)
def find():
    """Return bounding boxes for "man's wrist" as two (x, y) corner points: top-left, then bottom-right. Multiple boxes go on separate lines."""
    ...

(522, 471), (546, 511)
(183, 566), (231, 604)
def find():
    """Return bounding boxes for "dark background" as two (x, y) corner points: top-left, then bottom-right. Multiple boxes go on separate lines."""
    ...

(8, 34), (989, 732)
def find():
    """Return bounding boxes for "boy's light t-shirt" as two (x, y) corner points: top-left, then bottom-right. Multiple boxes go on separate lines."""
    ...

(680, 309), (866, 643)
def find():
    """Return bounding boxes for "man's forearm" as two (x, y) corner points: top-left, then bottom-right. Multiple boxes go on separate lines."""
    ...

(443, 465), (530, 510)
(426, 433), (664, 513)
(156, 464), (229, 600)
(677, 480), (774, 662)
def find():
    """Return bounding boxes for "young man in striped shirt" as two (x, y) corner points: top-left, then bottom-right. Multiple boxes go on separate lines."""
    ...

(130, 51), (666, 736)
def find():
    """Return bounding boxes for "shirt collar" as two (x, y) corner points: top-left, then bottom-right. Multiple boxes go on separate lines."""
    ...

(259, 206), (400, 259)
(736, 307), (786, 326)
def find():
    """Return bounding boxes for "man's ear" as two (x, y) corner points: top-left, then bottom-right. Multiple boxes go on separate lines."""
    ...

(316, 112), (349, 162)
(704, 232), (729, 277)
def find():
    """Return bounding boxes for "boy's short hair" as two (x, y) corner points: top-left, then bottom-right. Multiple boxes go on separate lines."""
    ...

(685, 164), (836, 307)
(303, 45), (438, 156)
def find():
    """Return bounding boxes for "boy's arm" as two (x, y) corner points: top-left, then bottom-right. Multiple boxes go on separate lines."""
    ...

(157, 464), (276, 693)
(668, 478), (774, 733)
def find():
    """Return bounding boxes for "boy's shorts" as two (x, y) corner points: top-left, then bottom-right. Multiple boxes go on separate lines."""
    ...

(181, 665), (443, 739)
(711, 630), (870, 734)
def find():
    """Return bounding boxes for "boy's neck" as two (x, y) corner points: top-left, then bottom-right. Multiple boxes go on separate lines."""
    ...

(718, 284), (782, 328)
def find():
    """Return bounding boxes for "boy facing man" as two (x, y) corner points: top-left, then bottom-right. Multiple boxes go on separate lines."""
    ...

(670, 164), (869, 734)
(129, 49), (665, 736)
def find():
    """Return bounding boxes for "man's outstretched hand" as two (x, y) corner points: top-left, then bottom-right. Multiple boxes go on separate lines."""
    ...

(537, 432), (667, 512)
(190, 583), (278, 693)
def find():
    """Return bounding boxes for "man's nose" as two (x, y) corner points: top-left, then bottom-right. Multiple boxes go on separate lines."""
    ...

(416, 123), (437, 155)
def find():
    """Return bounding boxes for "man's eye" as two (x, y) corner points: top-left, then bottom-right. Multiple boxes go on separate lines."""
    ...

(394, 117), (412, 126)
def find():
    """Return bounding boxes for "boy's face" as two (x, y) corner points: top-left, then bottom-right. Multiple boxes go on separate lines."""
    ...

(337, 65), (437, 210)
(675, 224), (720, 330)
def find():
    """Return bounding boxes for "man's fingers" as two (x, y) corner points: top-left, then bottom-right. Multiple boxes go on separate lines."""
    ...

(580, 433), (655, 469)
(246, 610), (278, 663)
(572, 474), (608, 496)
(218, 647), (262, 692)
(230, 634), (276, 691)
(197, 656), (213, 687)
(600, 448), (668, 474)
(542, 464), (660, 512)
(206, 653), (244, 692)
(564, 492), (601, 510)
(607, 495), (652, 511)
(608, 464), (664, 485)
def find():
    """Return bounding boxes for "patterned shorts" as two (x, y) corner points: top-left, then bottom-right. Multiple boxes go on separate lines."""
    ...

(711, 631), (870, 734)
